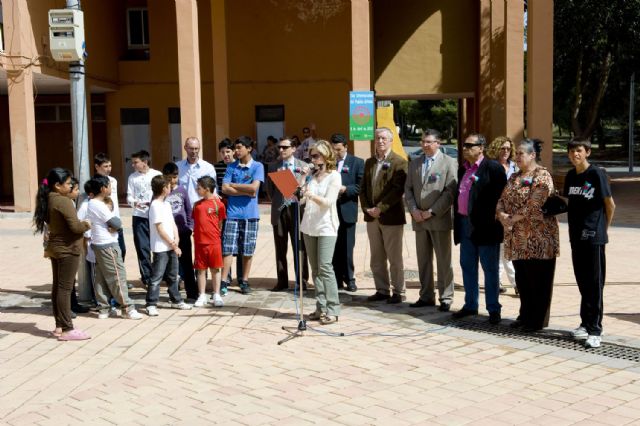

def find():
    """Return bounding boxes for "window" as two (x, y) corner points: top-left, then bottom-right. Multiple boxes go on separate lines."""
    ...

(35, 105), (72, 123)
(127, 8), (149, 49)
(120, 108), (150, 125)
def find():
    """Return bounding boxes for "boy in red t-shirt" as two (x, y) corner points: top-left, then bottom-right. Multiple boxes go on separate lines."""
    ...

(192, 176), (227, 307)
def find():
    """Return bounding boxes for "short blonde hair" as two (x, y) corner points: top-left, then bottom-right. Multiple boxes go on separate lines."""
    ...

(310, 140), (337, 171)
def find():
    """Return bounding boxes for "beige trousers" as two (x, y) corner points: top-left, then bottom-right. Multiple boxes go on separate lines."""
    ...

(366, 220), (405, 296)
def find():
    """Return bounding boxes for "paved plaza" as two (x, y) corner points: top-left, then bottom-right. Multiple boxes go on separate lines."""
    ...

(1, 176), (639, 425)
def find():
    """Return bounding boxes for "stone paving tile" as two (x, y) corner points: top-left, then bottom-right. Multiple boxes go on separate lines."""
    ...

(2, 212), (640, 424)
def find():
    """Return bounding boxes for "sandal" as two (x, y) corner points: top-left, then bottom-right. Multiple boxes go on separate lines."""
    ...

(319, 314), (338, 325)
(58, 329), (91, 341)
(50, 329), (62, 338)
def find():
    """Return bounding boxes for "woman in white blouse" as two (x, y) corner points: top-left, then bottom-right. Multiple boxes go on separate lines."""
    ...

(300, 140), (342, 325)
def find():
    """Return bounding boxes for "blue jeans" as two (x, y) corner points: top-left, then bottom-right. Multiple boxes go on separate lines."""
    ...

(459, 217), (501, 313)
(146, 250), (184, 306)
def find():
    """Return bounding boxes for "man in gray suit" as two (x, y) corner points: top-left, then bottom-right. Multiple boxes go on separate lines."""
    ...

(404, 129), (458, 311)
(266, 137), (310, 291)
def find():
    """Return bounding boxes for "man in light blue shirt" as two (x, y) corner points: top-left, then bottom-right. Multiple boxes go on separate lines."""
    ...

(177, 137), (217, 208)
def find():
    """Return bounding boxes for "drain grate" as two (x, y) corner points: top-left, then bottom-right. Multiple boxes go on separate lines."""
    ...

(443, 319), (640, 362)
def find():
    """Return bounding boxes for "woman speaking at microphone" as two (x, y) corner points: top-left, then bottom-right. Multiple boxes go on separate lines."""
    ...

(300, 140), (342, 325)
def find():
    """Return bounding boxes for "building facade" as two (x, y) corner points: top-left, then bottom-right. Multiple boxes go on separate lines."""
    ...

(0, 0), (553, 211)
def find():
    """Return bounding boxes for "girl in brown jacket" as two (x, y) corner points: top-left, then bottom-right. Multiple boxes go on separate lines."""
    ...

(33, 168), (91, 341)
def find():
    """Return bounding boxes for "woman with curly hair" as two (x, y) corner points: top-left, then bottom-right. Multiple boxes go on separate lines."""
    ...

(33, 168), (91, 341)
(487, 136), (518, 294)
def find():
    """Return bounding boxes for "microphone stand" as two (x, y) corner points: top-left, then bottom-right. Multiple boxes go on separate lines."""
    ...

(278, 179), (309, 345)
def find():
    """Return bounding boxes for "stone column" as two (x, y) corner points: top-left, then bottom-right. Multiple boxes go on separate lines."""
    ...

(526, 0), (554, 169)
(2, 0), (39, 212)
(211, 0), (230, 157)
(351, 0), (372, 159)
(504, 0), (524, 144)
(175, 0), (202, 153)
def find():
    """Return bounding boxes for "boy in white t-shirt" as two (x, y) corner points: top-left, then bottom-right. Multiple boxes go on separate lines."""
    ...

(145, 176), (192, 316)
(87, 175), (143, 320)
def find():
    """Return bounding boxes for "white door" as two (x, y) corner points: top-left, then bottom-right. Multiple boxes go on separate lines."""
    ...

(121, 124), (151, 185)
(256, 121), (284, 157)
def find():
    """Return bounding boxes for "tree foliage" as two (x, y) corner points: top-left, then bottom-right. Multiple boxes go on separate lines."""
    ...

(554, 0), (640, 141)
(397, 100), (458, 142)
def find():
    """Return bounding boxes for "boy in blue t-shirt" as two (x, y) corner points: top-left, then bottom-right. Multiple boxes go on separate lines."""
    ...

(220, 136), (264, 294)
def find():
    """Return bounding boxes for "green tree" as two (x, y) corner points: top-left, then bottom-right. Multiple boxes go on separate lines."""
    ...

(554, 0), (640, 141)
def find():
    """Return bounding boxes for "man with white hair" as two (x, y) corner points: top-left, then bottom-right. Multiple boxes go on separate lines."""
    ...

(177, 137), (217, 208)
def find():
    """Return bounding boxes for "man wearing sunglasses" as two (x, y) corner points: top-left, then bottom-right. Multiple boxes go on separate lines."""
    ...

(452, 134), (507, 324)
(266, 138), (311, 291)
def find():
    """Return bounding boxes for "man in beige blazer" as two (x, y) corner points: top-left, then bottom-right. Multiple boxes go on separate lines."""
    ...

(404, 129), (458, 311)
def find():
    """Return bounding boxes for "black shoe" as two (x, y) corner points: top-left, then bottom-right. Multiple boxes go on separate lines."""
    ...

(71, 311), (77, 319)
(499, 287), (507, 294)
(72, 304), (90, 314)
(521, 325), (541, 332)
(488, 312), (502, 325)
(367, 292), (390, 302)
(346, 282), (358, 292)
(387, 294), (406, 304)
(509, 320), (523, 328)
(409, 299), (435, 308)
(438, 303), (451, 312)
(452, 308), (478, 319)
(240, 281), (252, 295)
(270, 284), (288, 292)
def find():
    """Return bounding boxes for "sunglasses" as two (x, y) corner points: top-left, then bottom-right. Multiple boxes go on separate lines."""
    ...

(278, 145), (292, 150)
(463, 143), (483, 149)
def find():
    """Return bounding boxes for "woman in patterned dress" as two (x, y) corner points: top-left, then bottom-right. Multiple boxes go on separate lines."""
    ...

(496, 139), (559, 332)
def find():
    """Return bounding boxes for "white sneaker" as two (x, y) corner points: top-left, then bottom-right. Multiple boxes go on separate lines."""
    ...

(194, 294), (207, 308)
(98, 306), (119, 319)
(571, 326), (588, 340)
(146, 306), (159, 317)
(171, 302), (192, 310)
(585, 335), (602, 348)
(211, 293), (224, 307)
(126, 309), (143, 320)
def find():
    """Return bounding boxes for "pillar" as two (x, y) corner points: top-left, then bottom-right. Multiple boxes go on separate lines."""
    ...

(175, 0), (202, 153)
(477, 0), (524, 144)
(526, 0), (554, 169)
(504, 0), (524, 144)
(351, 0), (372, 159)
(211, 0), (230, 157)
(3, 0), (38, 212)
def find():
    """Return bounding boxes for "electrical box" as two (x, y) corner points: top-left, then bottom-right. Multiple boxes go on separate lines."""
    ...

(48, 9), (85, 62)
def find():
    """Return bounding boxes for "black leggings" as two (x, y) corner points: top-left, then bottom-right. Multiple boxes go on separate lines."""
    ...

(513, 258), (556, 329)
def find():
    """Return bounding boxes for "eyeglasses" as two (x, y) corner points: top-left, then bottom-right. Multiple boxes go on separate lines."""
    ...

(278, 145), (292, 150)
(463, 143), (482, 149)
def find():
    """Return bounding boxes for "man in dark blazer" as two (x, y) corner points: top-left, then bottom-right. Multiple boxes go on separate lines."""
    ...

(266, 137), (310, 291)
(330, 133), (364, 292)
(452, 133), (507, 324)
(360, 127), (408, 304)
(404, 129), (458, 312)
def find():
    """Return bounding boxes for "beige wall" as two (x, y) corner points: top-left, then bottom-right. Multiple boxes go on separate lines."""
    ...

(225, 0), (352, 139)
(373, 0), (477, 97)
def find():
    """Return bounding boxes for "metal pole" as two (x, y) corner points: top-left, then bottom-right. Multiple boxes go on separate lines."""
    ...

(67, 0), (90, 186)
(629, 72), (635, 173)
(67, 0), (92, 302)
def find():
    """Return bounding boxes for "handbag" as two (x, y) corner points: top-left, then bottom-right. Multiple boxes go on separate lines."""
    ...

(541, 193), (567, 216)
